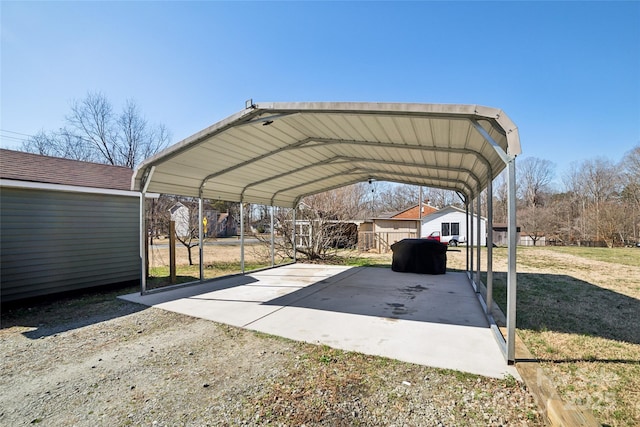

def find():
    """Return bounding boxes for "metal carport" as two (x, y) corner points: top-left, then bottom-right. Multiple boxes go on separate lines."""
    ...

(131, 102), (521, 362)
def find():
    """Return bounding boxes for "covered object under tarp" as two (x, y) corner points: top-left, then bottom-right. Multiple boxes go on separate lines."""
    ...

(131, 102), (521, 362)
(391, 239), (447, 275)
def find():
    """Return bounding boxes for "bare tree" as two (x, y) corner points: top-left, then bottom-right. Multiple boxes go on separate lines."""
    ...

(519, 204), (556, 246)
(21, 129), (94, 161)
(563, 165), (590, 241)
(22, 91), (170, 168)
(422, 187), (461, 209)
(544, 192), (579, 244)
(623, 144), (640, 181)
(263, 184), (368, 261)
(117, 99), (171, 168)
(376, 184), (419, 213)
(492, 172), (509, 225)
(518, 157), (555, 207)
(621, 145), (640, 243)
(564, 158), (622, 244)
(67, 92), (118, 164)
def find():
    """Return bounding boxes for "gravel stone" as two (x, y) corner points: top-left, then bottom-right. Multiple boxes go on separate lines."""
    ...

(1, 292), (543, 426)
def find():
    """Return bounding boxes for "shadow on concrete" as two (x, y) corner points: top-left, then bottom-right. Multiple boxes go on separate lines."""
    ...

(127, 274), (260, 306)
(261, 267), (489, 328)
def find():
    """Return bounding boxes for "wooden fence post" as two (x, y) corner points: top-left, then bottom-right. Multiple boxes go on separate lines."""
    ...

(169, 220), (176, 284)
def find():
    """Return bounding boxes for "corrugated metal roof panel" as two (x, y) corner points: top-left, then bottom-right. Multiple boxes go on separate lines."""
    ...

(133, 102), (521, 207)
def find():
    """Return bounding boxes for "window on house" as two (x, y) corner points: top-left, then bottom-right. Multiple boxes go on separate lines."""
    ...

(441, 222), (450, 236)
(451, 222), (459, 235)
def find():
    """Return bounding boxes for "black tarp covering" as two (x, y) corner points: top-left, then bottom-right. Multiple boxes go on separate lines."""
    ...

(390, 239), (447, 274)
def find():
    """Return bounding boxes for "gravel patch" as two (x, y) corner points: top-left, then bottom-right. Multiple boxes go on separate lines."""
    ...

(1, 288), (543, 426)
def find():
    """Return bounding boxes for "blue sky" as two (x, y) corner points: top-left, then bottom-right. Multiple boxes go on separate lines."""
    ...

(1, 1), (639, 186)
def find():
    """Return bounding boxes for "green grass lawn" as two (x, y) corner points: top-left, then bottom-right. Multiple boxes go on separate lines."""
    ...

(545, 245), (640, 267)
(485, 246), (640, 426)
(146, 245), (639, 425)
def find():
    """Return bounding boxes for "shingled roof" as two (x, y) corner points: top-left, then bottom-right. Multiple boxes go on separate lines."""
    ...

(391, 203), (438, 219)
(0, 149), (134, 191)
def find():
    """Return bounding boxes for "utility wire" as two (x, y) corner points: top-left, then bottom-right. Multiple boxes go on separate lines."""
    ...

(0, 129), (34, 137)
(0, 135), (27, 143)
(0, 129), (35, 146)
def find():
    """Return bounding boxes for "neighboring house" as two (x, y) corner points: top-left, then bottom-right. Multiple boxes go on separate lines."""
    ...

(492, 224), (522, 246)
(169, 202), (191, 238)
(0, 149), (141, 302)
(359, 203), (437, 252)
(420, 205), (487, 246)
(520, 233), (544, 246)
(216, 212), (238, 237)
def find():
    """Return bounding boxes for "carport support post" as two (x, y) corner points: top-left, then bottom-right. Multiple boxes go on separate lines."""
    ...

(465, 203), (470, 272)
(469, 196), (474, 281)
(240, 202), (245, 273)
(270, 206), (275, 267)
(198, 195), (204, 281)
(476, 188), (482, 287)
(169, 221), (176, 284)
(506, 157), (518, 363)
(292, 207), (297, 262)
(417, 186), (422, 238)
(486, 177), (494, 312)
(140, 192), (147, 294)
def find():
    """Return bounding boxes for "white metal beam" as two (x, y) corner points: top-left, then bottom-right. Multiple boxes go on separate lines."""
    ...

(506, 158), (518, 363)
(270, 206), (275, 267)
(198, 196), (204, 281)
(476, 188), (481, 287)
(487, 177), (494, 312)
(140, 193), (147, 294)
(240, 202), (245, 273)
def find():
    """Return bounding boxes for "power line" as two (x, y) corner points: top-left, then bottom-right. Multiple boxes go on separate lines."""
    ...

(0, 135), (27, 143)
(0, 129), (35, 138)
(0, 129), (35, 146)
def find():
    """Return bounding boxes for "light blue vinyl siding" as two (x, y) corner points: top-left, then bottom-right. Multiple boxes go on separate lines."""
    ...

(1, 187), (140, 302)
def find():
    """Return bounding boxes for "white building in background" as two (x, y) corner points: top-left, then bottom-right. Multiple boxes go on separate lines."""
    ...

(169, 202), (191, 238)
(420, 205), (487, 246)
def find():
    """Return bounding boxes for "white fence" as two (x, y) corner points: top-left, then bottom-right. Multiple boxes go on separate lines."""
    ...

(358, 231), (417, 253)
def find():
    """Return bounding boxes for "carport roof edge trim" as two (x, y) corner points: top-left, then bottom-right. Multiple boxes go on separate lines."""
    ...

(132, 102), (521, 207)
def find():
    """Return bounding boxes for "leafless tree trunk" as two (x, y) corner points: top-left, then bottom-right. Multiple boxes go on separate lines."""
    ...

(68, 92), (118, 165)
(493, 172), (509, 225)
(518, 157), (555, 208)
(21, 129), (94, 161)
(22, 91), (170, 168)
(621, 145), (640, 243)
(259, 185), (368, 261)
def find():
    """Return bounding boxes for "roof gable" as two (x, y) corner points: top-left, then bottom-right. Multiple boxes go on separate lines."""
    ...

(0, 149), (134, 191)
(422, 205), (486, 221)
(391, 203), (438, 219)
(133, 102), (520, 207)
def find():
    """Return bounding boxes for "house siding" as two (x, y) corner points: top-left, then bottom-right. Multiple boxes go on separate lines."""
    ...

(1, 186), (140, 302)
(420, 208), (487, 246)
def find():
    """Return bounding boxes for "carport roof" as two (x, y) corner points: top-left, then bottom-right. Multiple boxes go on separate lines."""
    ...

(132, 102), (520, 207)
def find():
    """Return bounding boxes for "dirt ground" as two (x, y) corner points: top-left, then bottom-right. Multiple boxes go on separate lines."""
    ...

(147, 238), (278, 268)
(0, 244), (543, 426)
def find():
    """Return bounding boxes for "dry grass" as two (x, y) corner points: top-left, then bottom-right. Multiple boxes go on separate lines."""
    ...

(446, 245), (640, 426)
(147, 240), (640, 425)
(1, 277), (541, 426)
(148, 238), (274, 267)
(147, 238), (288, 287)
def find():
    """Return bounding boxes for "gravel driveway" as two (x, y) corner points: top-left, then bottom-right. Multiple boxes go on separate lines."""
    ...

(0, 287), (542, 426)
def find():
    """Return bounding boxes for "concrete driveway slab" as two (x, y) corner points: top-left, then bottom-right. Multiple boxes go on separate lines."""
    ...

(120, 264), (518, 379)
